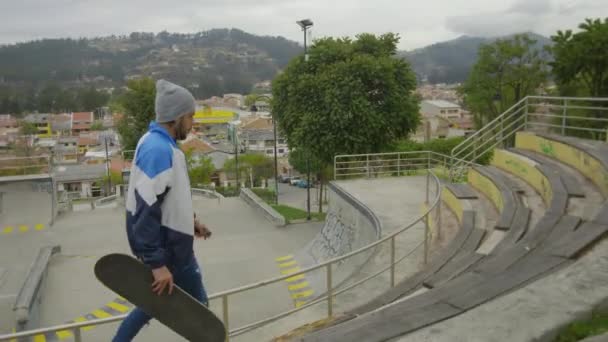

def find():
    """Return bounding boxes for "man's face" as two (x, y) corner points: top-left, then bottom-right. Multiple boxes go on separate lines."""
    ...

(175, 112), (194, 141)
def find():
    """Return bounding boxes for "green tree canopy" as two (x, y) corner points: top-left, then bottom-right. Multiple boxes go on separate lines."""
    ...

(550, 18), (608, 98)
(460, 34), (548, 128)
(19, 121), (39, 136)
(116, 78), (156, 151)
(271, 33), (420, 165)
(183, 150), (215, 186)
(223, 153), (273, 186)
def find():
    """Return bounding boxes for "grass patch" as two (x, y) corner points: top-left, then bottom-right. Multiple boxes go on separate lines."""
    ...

(251, 188), (277, 204)
(555, 312), (608, 342)
(271, 204), (326, 223)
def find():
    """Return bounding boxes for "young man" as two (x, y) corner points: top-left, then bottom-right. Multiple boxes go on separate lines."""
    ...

(113, 79), (212, 341)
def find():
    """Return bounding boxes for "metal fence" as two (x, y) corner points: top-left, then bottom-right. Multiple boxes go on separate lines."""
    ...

(450, 96), (608, 180)
(1, 154), (444, 342)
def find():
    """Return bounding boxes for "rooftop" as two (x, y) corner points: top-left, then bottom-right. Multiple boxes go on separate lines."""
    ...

(52, 163), (106, 182)
(422, 100), (460, 108)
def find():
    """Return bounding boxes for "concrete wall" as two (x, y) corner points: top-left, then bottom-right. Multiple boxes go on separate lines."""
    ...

(239, 188), (286, 226)
(442, 187), (464, 223)
(468, 168), (504, 212)
(295, 181), (382, 298)
(516, 132), (608, 196)
(492, 149), (553, 206)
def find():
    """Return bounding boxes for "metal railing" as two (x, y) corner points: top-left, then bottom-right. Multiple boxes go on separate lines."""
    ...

(1, 153), (445, 342)
(450, 96), (608, 180)
(191, 187), (224, 204)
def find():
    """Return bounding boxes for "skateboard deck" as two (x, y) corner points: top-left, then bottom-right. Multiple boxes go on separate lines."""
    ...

(94, 253), (226, 342)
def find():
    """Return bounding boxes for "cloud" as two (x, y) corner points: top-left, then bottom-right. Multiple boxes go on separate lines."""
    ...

(445, 0), (605, 38)
(0, 0), (605, 50)
(509, 0), (554, 14)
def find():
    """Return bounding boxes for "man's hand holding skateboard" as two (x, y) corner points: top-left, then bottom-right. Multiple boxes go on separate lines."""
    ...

(151, 217), (211, 295)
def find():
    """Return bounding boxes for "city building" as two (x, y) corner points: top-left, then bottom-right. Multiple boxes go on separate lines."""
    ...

(421, 100), (462, 119)
(71, 112), (94, 135)
(23, 113), (52, 138)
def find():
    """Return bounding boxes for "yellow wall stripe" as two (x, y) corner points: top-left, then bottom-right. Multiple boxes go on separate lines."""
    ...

(55, 329), (73, 339)
(3, 226), (13, 234)
(286, 274), (305, 282)
(275, 255), (294, 262)
(91, 309), (112, 319)
(288, 282), (310, 291)
(292, 290), (314, 299)
(35, 224), (45, 231)
(18, 225), (28, 233)
(281, 267), (300, 275)
(32, 334), (46, 342)
(278, 260), (297, 268)
(107, 301), (130, 313)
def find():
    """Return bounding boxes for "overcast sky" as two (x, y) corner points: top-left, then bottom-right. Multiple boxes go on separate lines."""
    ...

(0, 0), (605, 50)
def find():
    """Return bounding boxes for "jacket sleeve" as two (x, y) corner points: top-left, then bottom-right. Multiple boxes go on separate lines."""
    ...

(132, 188), (170, 269)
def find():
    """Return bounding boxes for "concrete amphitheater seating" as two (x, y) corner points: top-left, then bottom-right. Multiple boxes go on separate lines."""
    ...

(285, 132), (608, 342)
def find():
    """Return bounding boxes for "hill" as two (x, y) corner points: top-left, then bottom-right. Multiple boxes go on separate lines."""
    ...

(401, 32), (552, 84)
(0, 28), (301, 113)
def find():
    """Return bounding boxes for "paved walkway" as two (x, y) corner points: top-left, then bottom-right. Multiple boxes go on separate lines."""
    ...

(243, 176), (431, 341)
(1, 195), (323, 341)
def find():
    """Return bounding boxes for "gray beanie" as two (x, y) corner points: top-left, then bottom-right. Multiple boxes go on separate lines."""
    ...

(155, 79), (196, 123)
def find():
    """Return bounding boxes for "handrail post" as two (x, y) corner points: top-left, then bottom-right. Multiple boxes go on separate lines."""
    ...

(424, 169), (430, 264)
(500, 115), (504, 147)
(326, 263), (333, 318)
(333, 156), (337, 180)
(366, 155), (370, 179)
(390, 236), (396, 287)
(426, 170), (430, 204)
(437, 192), (442, 241)
(424, 210), (429, 265)
(524, 97), (529, 130)
(74, 327), (82, 342)
(222, 295), (230, 342)
(562, 99), (568, 135)
(397, 153), (401, 176)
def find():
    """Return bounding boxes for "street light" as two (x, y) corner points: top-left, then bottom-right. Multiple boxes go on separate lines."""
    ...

(296, 18), (313, 220)
(230, 120), (242, 192)
(296, 19), (313, 61)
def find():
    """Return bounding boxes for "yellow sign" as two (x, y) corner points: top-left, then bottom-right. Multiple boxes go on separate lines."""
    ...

(194, 108), (235, 124)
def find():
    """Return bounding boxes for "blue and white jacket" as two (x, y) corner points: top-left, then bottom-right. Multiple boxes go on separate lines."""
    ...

(125, 122), (194, 271)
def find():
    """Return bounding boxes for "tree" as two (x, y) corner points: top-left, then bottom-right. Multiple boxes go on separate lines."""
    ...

(116, 78), (156, 151)
(273, 33), (419, 212)
(223, 153), (273, 187)
(90, 120), (104, 131)
(19, 121), (39, 136)
(272, 33), (419, 162)
(550, 18), (608, 98)
(460, 34), (548, 128)
(184, 149), (215, 186)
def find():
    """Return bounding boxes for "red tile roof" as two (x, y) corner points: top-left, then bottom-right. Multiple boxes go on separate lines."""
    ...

(180, 138), (214, 154)
(72, 112), (93, 123)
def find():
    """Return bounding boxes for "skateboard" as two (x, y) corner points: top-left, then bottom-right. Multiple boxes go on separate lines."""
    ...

(94, 253), (226, 342)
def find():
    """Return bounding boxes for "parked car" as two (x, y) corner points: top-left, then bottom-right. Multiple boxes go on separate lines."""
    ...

(289, 177), (301, 186)
(278, 175), (291, 183)
(296, 179), (313, 188)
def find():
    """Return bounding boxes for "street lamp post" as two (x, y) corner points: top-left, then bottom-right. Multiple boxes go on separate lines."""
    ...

(231, 121), (242, 192)
(297, 18), (313, 220)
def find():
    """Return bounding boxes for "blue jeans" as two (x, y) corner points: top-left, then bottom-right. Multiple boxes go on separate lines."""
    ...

(112, 258), (208, 342)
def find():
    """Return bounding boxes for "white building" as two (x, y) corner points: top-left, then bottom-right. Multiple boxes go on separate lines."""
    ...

(421, 100), (461, 120)
(242, 130), (288, 157)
